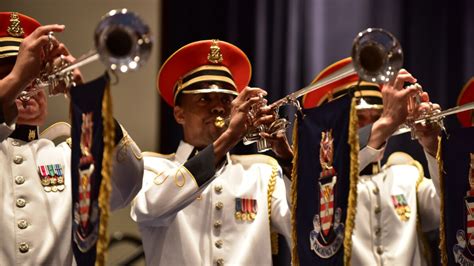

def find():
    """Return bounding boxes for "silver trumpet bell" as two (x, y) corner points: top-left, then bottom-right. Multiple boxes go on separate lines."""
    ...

(19, 8), (152, 102)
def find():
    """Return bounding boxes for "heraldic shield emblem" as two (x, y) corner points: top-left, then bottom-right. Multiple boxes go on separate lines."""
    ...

(310, 130), (344, 258)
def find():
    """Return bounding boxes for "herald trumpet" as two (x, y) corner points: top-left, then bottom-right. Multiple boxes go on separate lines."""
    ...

(229, 28), (404, 152)
(392, 101), (474, 136)
(19, 8), (152, 102)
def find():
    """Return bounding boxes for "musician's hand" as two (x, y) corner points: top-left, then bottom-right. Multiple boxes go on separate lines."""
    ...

(225, 86), (267, 142)
(255, 105), (293, 161)
(15, 87), (47, 126)
(413, 92), (442, 156)
(368, 69), (419, 149)
(11, 24), (65, 90)
(47, 43), (84, 95)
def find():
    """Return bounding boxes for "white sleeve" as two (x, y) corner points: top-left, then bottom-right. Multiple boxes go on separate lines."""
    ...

(359, 145), (385, 171)
(109, 133), (144, 211)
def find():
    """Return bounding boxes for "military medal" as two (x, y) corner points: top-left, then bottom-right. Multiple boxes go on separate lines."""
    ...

(391, 194), (411, 221)
(38, 164), (64, 192)
(235, 198), (257, 222)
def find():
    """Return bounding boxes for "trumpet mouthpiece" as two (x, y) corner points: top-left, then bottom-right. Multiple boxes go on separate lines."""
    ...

(214, 116), (226, 128)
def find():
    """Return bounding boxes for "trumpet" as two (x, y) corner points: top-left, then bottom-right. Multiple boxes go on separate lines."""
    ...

(214, 28), (403, 152)
(393, 101), (474, 136)
(18, 8), (152, 102)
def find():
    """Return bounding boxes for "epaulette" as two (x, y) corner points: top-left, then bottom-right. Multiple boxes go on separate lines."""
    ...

(40, 122), (71, 144)
(383, 151), (415, 168)
(142, 151), (176, 159)
(230, 154), (279, 167)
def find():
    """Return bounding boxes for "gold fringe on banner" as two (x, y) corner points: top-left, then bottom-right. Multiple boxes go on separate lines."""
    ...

(96, 80), (115, 266)
(290, 119), (300, 266)
(412, 160), (432, 265)
(437, 136), (447, 266)
(343, 97), (359, 266)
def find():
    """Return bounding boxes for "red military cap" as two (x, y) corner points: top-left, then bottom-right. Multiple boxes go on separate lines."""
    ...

(157, 39), (252, 107)
(0, 12), (41, 59)
(302, 57), (382, 110)
(457, 78), (474, 127)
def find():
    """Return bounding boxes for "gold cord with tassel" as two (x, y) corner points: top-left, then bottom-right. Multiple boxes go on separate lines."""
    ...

(437, 136), (447, 266)
(96, 80), (115, 266)
(290, 119), (299, 266)
(343, 97), (359, 266)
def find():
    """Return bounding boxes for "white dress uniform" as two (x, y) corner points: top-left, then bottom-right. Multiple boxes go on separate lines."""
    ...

(131, 141), (291, 266)
(0, 122), (144, 265)
(351, 147), (440, 266)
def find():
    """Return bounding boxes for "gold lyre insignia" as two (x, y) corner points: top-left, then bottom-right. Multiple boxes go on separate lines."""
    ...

(7, 12), (24, 37)
(207, 39), (223, 64)
(28, 129), (36, 141)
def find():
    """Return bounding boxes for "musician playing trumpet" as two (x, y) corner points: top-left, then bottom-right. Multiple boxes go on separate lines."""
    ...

(0, 12), (143, 265)
(301, 58), (442, 266)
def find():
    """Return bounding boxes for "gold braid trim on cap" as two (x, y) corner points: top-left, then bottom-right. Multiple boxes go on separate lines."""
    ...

(437, 136), (448, 266)
(343, 97), (359, 266)
(96, 81), (115, 266)
(290, 118), (300, 266)
(411, 159), (433, 265)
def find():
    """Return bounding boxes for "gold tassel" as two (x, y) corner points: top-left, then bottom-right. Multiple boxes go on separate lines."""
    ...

(290, 119), (300, 266)
(437, 136), (447, 266)
(95, 80), (115, 266)
(411, 160), (432, 265)
(344, 97), (359, 266)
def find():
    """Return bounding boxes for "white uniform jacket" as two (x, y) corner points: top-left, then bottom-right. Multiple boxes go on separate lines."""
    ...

(351, 147), (440, 266)
(131, 141), (291, 266)
(0, 122), (143, 265)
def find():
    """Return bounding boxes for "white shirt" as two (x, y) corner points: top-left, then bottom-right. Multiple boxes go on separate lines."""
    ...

(131, 141), (291, 266)
(0, 123), (144, 265)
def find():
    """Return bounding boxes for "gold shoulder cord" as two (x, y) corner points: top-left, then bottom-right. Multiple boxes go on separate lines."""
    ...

(266, 158), (279, 255)
(411, 159), (432, 265)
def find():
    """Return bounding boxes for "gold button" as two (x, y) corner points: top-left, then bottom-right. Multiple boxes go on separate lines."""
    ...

(16, 198), (26, 208)
(374, 205), (381, 214)
(215, 202), (224, 210)
(13, 155), (23, 164)
(377, 246), (383, 255)
(214, 220), (222, 229)
(18, 219), (28, 229)
(15, 176), (25, 185)
(375, 227), (381, 235)
(214, 185), (223, 193)
(215, 239), (223, 248)
(372, 186), (379, 195)
(19, 242), (29, 253)
(216, 258), (224, 266)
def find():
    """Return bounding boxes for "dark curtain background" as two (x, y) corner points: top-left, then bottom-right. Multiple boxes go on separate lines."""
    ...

(158, 0), (473, 264)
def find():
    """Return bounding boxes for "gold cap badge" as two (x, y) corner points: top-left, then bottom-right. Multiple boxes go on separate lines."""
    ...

(7, 12), (25, 37)
(207, 39), (223, 64)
